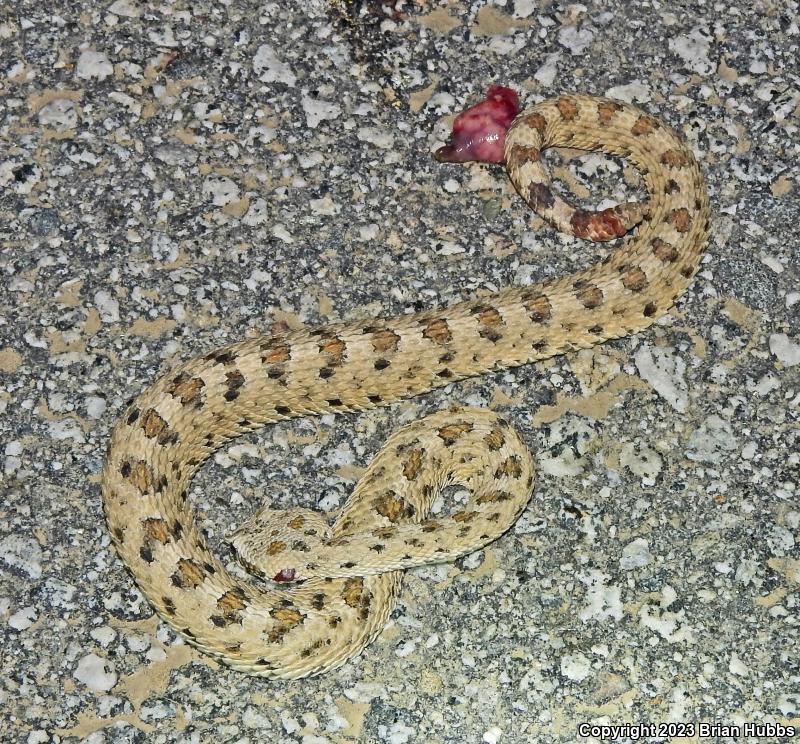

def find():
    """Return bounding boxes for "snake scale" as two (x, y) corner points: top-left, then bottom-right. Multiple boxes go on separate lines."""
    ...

(101, 94), (710, 679)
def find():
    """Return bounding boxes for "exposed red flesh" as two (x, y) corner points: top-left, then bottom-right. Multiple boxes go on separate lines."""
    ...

(435, 85), (521, 164)
(273, 568), (296, 582)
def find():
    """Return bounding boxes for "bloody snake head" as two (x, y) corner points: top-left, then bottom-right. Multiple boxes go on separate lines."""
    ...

(434, 85), (521, 164)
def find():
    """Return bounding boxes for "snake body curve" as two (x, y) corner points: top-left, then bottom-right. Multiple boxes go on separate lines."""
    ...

(101, 95), (709, 678)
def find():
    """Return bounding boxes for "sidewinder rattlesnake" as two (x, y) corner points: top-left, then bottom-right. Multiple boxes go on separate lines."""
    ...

(101, 93), (710, 679)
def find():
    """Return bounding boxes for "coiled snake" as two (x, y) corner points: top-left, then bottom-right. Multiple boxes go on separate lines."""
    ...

(101, 94), (709, 679)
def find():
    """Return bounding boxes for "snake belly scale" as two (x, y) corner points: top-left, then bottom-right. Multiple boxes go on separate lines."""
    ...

(101, 95), (709, 679)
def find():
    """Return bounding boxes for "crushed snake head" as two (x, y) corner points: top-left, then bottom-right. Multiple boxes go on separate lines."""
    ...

(434, 84), (520, 163)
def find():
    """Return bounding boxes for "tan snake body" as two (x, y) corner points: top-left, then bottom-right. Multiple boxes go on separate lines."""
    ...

(101, 95), (709, 678)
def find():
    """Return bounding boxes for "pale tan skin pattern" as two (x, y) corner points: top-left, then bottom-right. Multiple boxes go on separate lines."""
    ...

(229, 408), (535, 583)
(101, 95), (710, 679)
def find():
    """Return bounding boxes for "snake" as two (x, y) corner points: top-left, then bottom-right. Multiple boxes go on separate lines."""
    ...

(101, 94), (710, 679)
